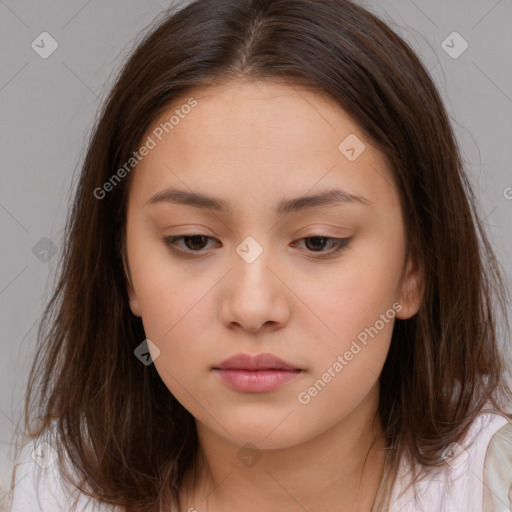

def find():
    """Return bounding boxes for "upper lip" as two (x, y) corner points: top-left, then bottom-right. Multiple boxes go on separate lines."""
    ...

(214, 353), (301, 371)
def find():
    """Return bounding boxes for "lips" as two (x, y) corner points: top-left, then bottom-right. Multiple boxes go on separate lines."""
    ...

(212, 353), (303, 393)
(213, 352), (301, 371)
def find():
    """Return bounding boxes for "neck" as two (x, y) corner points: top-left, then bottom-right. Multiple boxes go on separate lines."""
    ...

(179, 385), (388, 512)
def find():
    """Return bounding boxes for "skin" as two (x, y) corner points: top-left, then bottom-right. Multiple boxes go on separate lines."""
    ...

(124, 79), (423, 512)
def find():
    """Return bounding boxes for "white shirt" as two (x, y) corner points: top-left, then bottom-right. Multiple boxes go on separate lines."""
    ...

(389, 411), (512, 512)
(8, 411), (512, 511)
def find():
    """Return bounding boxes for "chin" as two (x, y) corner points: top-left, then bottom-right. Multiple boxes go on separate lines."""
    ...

(219, 419), (309, 450)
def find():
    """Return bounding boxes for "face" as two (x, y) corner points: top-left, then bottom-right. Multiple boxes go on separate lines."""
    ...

(124, 80), (422, 450)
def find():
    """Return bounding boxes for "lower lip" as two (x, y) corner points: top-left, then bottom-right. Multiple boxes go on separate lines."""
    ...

(214, 369), (302, 392)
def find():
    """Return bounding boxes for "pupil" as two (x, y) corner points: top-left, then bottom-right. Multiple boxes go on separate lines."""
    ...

(306, 237), (326, 251)
(186, 235), (206, 250)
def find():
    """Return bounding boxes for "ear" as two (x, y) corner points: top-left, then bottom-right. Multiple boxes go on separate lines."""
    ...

(122, 249), (142, 318)
(396, 251), (423, 320)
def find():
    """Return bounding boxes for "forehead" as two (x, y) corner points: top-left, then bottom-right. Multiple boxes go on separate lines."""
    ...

(128, 80), (398, 214)
(168, 80), (358, 153)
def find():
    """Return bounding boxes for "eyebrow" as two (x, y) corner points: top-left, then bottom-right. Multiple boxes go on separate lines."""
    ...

(145, 187), (370, 215)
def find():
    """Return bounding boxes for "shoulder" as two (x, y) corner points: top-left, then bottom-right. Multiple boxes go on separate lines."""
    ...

(8, 437), (116, 512)
(482, 414), (512, 511)
(390, 410), (512, 512)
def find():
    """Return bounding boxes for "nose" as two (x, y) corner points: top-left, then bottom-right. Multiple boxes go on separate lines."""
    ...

(218, 239), (291, 333)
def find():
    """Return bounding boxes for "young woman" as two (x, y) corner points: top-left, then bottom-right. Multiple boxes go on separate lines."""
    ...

(8, 0), (512, 511)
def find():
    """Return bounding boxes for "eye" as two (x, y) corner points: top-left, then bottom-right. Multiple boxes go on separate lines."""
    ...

(292, 236), (351, 256)
(162, 235), (219, 255)
(162, 234), (351, 258)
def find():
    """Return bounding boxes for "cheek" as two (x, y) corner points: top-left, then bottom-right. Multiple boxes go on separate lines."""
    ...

(127, 237), (211, 375)
(296, 247), (402, 345)
(138, 280), (211, 362)
(293, 283), (395, 423)
(297, 290), (394, 398)
(288, 234), (402, 384)
(134, 265), (219, 397)
(143, 297), (212, 408)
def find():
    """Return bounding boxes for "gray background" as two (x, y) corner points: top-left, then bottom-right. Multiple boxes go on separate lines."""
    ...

(1, 0), (511, 503)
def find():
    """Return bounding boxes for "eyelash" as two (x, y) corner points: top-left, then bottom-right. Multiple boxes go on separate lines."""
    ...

(162, 234), (351, 259)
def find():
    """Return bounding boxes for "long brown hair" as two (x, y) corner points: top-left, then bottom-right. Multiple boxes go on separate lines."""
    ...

(11, 0), (512, 510)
